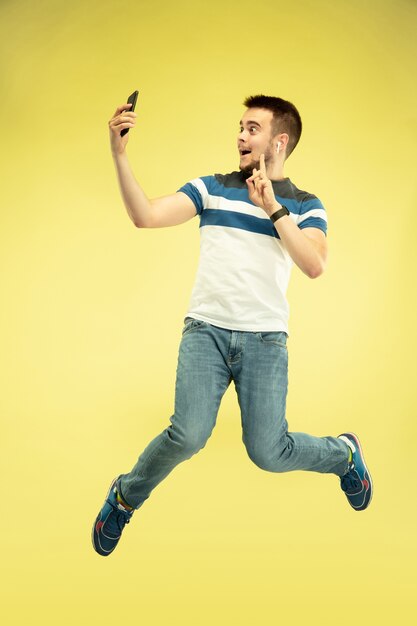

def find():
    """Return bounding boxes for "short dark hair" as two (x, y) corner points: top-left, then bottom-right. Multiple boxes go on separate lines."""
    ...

(243, 94), (302, 157)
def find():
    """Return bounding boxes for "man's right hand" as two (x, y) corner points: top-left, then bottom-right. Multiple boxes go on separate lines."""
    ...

(108, 103), (137, 156)
(108, 103), (196, 229)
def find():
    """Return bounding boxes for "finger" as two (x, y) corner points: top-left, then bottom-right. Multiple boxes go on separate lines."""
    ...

(256, 176), (268, 190)
(115, 114), (137, 123)
(246, 179), (256, 193)
(112, 103), (134, 118)
(120, 110), (137, 119)
(247, 169), (259, 182)
(260, 154), (266, 174)
(114, 103), (132, 115)
(109, 111), (137, 126)
(109, 118), (135, 131)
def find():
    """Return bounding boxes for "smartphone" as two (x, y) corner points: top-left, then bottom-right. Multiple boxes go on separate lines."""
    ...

(120, 90), (139, 137)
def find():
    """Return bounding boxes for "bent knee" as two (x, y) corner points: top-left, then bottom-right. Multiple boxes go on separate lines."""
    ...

(167, 426), (211, 456)
(184, 436), (209, 455)
(246, 446), (288, 473)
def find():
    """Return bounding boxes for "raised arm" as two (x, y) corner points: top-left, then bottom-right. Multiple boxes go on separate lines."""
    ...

(109, 103), (196, 229)
(246, 154), (327, 278)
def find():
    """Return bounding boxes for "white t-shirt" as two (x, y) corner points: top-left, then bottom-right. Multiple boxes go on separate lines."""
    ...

(177, 171), (327, 335)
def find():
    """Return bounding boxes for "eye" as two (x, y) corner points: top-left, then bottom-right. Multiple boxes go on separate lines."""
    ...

(239, 125), (258, 133)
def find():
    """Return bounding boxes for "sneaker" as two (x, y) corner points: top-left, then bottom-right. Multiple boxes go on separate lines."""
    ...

(338, 433), (373, 511)
(92, 476), (134, 556)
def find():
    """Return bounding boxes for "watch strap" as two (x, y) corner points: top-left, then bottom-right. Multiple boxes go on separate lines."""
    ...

(270, 205), (290, 223)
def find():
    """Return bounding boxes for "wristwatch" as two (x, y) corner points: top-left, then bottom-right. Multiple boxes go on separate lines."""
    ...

(270, 205), (290, 223)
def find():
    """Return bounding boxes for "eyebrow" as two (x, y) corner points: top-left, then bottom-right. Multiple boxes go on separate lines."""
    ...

(239, 119), (261, 128)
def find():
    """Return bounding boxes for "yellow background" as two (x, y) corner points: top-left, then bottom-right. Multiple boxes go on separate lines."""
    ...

(1, 0), (416, 624)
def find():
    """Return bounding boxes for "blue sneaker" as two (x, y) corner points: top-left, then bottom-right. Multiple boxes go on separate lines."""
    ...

(338, 433), (373, 511)
(92, 476), (134, 556)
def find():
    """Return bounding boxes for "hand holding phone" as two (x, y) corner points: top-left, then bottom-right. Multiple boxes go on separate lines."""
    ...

(121, 90), (139, 137)
(108, 90), (139, 155)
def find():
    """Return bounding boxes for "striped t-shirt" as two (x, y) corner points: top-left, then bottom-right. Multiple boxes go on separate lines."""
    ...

(177, 171), (327, 335)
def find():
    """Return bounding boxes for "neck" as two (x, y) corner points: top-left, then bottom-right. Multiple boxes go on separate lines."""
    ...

(267, 155), (286, 181)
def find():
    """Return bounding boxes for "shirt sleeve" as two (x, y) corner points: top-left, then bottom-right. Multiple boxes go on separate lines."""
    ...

(176, 177), (211, 216)
(297, 195), (328, 236)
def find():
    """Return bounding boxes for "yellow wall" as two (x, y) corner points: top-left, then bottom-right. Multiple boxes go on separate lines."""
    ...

(1, 0), (416, 624)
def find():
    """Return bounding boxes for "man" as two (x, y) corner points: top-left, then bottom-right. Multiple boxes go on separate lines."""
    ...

(92, 95), (373, 557)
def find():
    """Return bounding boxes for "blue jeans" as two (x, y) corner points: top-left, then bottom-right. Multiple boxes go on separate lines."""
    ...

(118, 318), (350, 509)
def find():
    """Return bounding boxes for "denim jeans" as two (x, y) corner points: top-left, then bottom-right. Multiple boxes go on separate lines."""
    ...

(118, 318), (350, 509)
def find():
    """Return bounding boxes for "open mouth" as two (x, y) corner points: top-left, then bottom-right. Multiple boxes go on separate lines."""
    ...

(240, 150), (251, 157)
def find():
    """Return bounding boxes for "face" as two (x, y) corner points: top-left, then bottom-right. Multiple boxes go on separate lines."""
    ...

(237, 108), (277, 176)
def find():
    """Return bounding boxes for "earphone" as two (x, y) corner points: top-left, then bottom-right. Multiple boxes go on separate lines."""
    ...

(276, 141), (282, 153)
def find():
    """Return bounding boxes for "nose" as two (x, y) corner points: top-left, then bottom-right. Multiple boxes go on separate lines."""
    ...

(238, 127), (248, 141)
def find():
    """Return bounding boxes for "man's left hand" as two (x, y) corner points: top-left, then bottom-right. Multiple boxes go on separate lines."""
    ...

(246, 154), (279, 216)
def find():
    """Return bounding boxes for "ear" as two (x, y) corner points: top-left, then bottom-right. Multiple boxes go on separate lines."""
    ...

(274, 132), (289, 153)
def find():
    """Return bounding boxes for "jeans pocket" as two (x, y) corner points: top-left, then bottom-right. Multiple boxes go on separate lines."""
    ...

(257, 331), (288, 348)
(182, 318), (206, 337)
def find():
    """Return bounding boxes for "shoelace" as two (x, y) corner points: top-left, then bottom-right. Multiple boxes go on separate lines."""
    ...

(340, 467), (361, 492)
(116, 510), (131, 532)
(104, 497), (132, 535)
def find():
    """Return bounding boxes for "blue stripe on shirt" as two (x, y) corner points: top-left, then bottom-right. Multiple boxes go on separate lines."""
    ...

(178, 177), (327, 235)
(201, 208), (281, 238)
(178, 182), (204, 215)
(298, 216), (327, 234)
(301, 197), (325, 214)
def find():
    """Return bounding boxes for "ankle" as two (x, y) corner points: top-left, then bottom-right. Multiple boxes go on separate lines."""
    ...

(116, 490), (134, 511)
